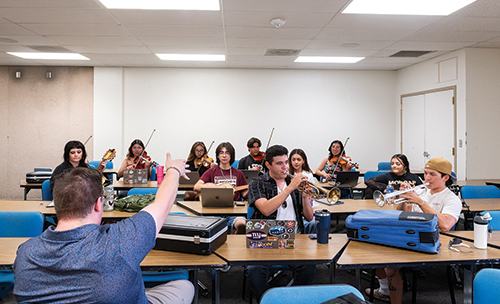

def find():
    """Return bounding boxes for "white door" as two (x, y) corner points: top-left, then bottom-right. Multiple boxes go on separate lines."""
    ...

(402, 89), (455, 172)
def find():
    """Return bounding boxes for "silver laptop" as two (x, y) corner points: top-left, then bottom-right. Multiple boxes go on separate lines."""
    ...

(179, 172), (200, 185)
(200, 187), (235, 207)
(240, 170), (259, 184)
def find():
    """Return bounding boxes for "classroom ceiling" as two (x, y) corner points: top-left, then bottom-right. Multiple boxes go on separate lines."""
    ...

(1, 0), (500, 70)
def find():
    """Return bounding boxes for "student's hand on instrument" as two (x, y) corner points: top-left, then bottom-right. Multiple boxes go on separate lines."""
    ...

(325, 174), (332, 182)
(164, 153), (190, 179)
(99, 160), (107, 172)
(250, 166), (261, 171)
(290, 173), (308, 190)
(127, 163), (136, 169)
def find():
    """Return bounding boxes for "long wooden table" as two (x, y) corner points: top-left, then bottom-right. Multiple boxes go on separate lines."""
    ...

(0, 200), (193, 217)
(176, 201), (248, 216)
(19, 180), (43, 200)
(443, 230), (500, 249)
(215, 234), (349, 283)
(113, 180), (194, 191)
(0, 237), (226, 304)
(463, 198), (500, 212)
(337, 234), (500, 304)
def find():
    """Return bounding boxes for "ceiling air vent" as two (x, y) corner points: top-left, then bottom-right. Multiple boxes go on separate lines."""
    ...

(28, 46), (72, 53)
(390, 50), (434, 58)
(264, 49), (301, 56)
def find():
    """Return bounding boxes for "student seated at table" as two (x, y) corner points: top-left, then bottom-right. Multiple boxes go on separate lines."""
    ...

(247, 145), (316, 303)
(50, 140), (106, 193)
(289, 148), (317, 233)
(194, 142), (248, 233)
(117, 139), (152, 180)
(186, 141), (215, 177)
(14, 154), (194, 304)
(314, 140), (354, 181)
(364, 154), (422, 199)
(238, 137), (265, 172)
(367, 157), (461, 304)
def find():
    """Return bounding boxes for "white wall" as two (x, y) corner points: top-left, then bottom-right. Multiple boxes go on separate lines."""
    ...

(464, 48), (500, 179)
(396, 50), (467, 179)
(94, 68), (398, 172)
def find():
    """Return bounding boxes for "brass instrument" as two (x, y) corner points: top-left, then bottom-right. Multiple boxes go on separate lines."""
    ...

(287, 172), (341, 204)
(373, 183), (429, 207)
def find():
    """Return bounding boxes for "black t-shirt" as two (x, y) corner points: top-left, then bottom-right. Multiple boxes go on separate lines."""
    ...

(364, 171), (422, 199)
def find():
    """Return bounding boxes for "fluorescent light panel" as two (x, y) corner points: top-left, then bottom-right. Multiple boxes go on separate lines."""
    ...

(295, 56), (364, 63)
(99, 0), (220, 10)
(342, 0), (477, 16)
(157, 54), (225, 61)
(7, 52), (89, 60)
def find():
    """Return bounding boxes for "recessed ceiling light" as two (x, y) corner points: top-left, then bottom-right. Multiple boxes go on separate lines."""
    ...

(342, 0), (477, 16)
(99, 0), (220, 10)
(7, 52), (89, 60)
(156, 54), (225, 61)
(295, 56), (364, 63)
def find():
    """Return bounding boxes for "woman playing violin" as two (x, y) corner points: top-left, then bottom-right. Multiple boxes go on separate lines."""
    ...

(50, 140), (107, 193)
(315, 140), (354, 181)
(117, 139), (152, 179)
(186, 141), (214, 177)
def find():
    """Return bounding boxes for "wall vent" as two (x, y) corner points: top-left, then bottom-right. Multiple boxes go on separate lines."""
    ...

(390, 50), (434, 58)
(264, 49), (301, 56)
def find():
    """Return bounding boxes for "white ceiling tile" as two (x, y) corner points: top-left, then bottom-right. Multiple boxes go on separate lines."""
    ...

(108, 10), (222, 26)
(325, 14), (442, 30)
(403, 29), (500, 43)
(316, 28), (415, 41)
(138, 36), (225, 47)
(125, 25), (223, 37)
(47, 35), (143, 46)
(385, 41), (474, 51)
(0, 23), (37, 35)
(148, 46), (226, 54)
(225, 27), (320, 39)
(0, 8), (116, 24)
(223, 12), (335, 28)
(20, 24), (128, 36)
(225, 38), (309, 49)
(67, 45), (152, 54)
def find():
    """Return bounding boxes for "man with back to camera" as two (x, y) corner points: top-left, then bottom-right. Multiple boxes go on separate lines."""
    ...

(246, 144), (316, 303)
(238, 137), (265, 172)
(14, 153), (194, 304)
(367, 157), (461, 304)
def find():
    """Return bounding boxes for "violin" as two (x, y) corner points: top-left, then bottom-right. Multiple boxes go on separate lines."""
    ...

(134, 151), (152, 168)
(331, 156), (359, 169)
(196, 155), (215, 168)
(253, 151), (265, 162)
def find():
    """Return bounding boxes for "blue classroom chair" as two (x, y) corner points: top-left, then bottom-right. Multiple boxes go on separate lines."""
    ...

(0, 211), (44, 298)
(378, 162), (391, 170)
(88, 161), (114, 169)
(260, 284), (364, 304)
(42, 180), (53, 201)
(474, 268), (500, 304)
(461, 185), (500, 199)
(364, 170), (390, 180)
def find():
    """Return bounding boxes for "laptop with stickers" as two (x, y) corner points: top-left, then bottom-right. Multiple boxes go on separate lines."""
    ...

(245, 219), (296, 249)
(200, 187), (235, 207)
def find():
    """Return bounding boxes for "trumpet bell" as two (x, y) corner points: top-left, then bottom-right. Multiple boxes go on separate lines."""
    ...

(373, 190), (386, 207)
(326, 187), (341, 204)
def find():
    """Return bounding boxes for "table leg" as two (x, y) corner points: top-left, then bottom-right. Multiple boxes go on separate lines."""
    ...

(463, 264), (475, 304)
(213, 270), (220, 304)
(24, 187), (29, 200)
(192, 270), (199, 304)
(355, 269), (361, 291)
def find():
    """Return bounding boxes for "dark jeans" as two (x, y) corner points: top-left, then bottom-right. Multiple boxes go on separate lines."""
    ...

(245, 264), (316, 303)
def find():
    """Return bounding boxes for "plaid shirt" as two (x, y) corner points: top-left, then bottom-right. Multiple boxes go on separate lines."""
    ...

(248, 172), (305, 233)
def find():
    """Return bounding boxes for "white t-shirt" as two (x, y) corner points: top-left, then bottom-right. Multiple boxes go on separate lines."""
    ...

(302, 171), (317, 184)
(412, 187), (462, 221)
(276, 184), (296, 223)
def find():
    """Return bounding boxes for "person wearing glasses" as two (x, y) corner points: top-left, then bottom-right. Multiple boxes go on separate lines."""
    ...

(246, 145), (315, 303)
(367, 157), (461, 304)
(186, 141), (214, 177)
(194, 142), (248, 233)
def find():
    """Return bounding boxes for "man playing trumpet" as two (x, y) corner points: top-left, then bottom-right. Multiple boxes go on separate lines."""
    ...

(368, 157), (462, 304)
(246, 144), (315, 303)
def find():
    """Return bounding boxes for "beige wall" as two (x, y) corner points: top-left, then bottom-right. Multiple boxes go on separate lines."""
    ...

(0, 66), (93, 200)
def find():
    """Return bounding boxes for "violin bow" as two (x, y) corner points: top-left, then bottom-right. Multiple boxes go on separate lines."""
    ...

(260, 127), (275, 168)
(134, 129), (156, 167)
(332, 137), (350, 180)
(198, 140), (215, 172)
(83, 135), (92, 145)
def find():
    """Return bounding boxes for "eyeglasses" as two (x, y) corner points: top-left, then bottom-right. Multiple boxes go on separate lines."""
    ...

(448, 238), (473, 254)
(195, 149), (205, 153)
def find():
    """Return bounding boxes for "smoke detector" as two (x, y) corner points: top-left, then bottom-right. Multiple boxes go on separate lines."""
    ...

(270, 18), (286, 28)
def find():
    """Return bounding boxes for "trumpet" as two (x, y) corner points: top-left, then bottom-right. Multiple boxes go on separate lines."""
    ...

(373, 183), (429, 207)
(287, 172), (341, 204)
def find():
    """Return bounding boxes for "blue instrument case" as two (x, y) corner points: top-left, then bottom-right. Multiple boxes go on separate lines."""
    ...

(346, 209), (440, 254)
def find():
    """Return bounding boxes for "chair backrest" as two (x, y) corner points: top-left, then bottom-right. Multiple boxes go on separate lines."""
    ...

(0, 211), (44, 237)
(150, 166), (157, 181)
(232, 160), (239, 169)
(378, 162), (391, 170)
(364, 170), (390, 180)
(461, 185), (500, 199)
(128, 188), (158, 196)
(481, 211), (500, 231)
(247, 204), (254, 219)
(42, 180), (53, 201)
(260, 284), (364, 304)
(88, 161), (113, 169)
(474, 268), (500, 303)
